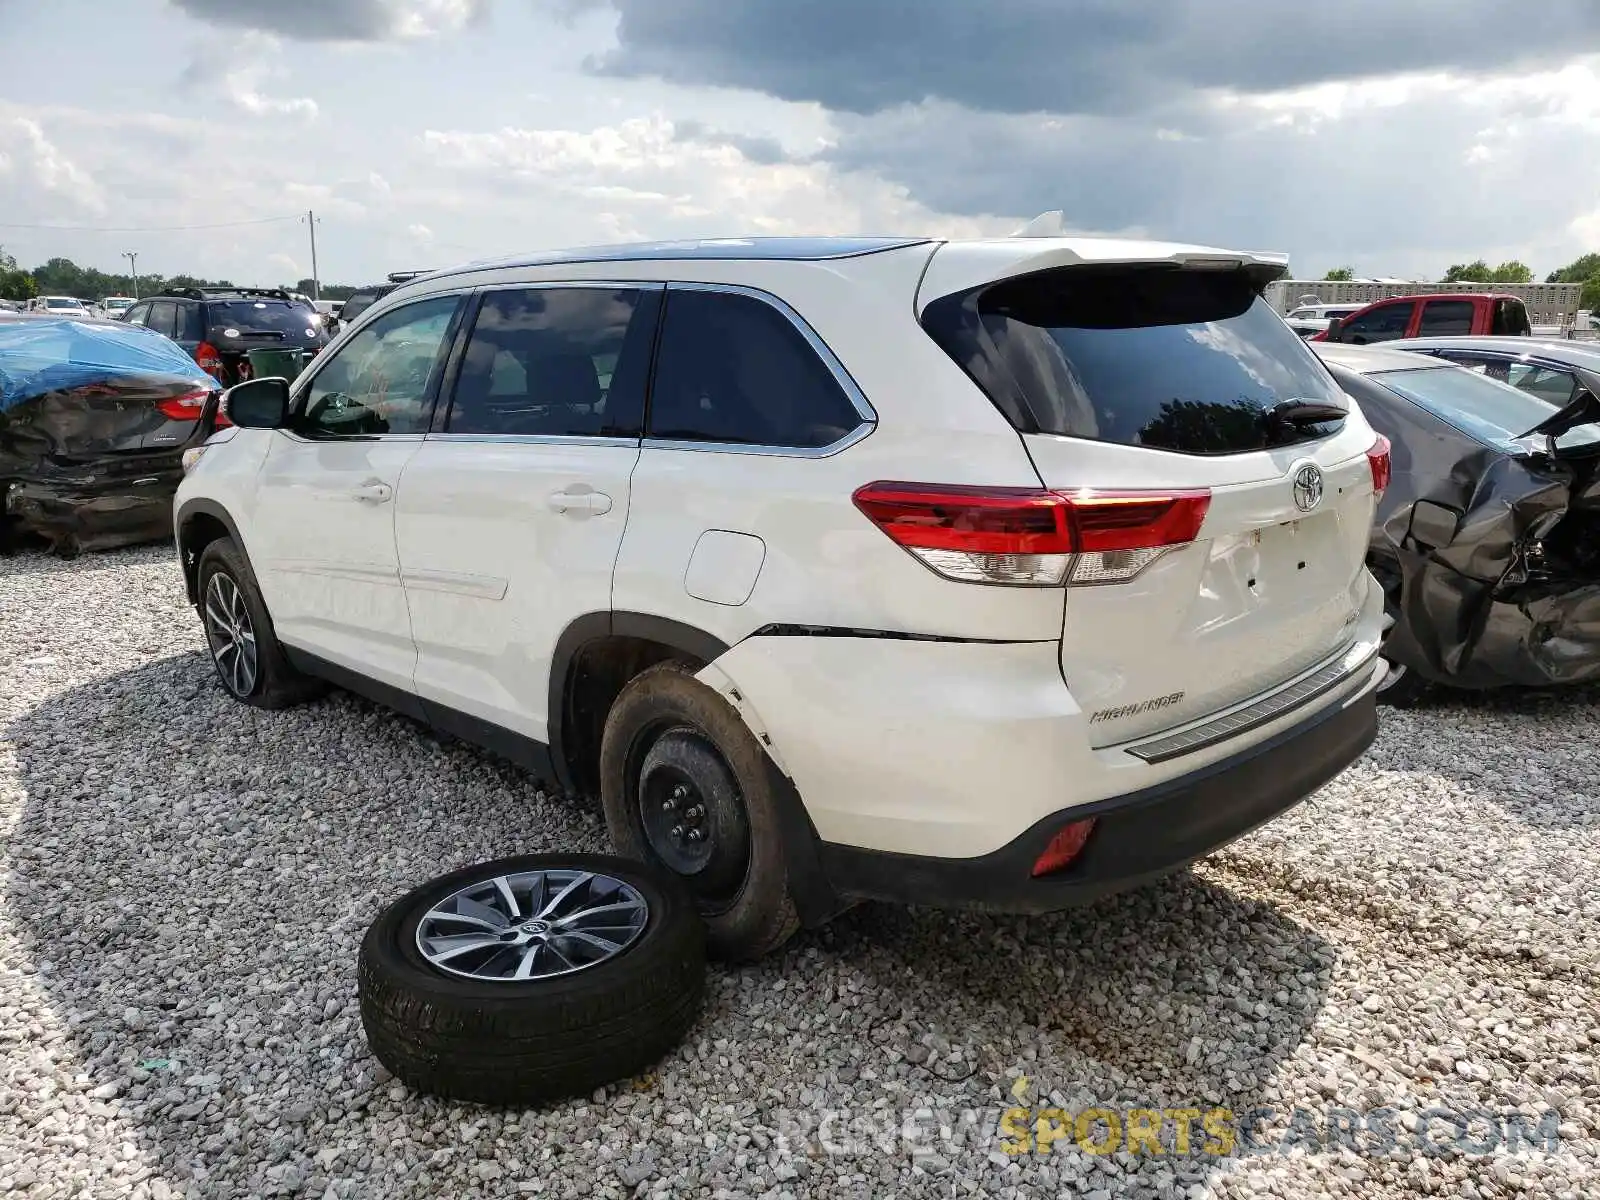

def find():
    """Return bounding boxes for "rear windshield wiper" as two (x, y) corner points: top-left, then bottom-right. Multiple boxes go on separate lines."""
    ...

(1261, 398), (1347, 442)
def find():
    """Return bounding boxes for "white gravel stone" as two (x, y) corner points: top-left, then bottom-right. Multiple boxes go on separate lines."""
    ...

(1, 545), (1597, 1198)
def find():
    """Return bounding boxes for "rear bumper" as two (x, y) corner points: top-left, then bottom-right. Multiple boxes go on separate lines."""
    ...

(815, 688), (1377, 914)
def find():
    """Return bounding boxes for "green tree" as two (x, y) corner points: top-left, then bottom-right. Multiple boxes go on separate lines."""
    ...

(1323, 267), (1354, 281)
(1441, 260), (1492, 283)
(1546, 253), (1600, 284)
(0, 245), (38, 301)
(1489, 260), (1533, 284)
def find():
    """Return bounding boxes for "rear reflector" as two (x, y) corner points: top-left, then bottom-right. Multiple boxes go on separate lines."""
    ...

(852, 483), (1210, 586)
(1367, 434), (1391, 500)
(155, 388), (212, 421)
(1031, 818), (1097, 877)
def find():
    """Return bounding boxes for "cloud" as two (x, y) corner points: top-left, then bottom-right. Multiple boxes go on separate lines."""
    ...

(0, 117), (106, 215)
(177, 32), (318, 120)
(586, 0), (1600, 118)
(168, 0), (486, 42)
(419, 114), (1015, 241)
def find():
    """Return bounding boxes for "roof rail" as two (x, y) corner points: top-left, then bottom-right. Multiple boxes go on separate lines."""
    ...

(386, 269), (432, 283)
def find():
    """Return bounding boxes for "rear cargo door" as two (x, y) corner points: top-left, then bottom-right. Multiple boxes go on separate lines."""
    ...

(920, 261), (1379, 743)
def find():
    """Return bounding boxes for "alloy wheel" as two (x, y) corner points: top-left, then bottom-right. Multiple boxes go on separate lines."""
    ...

(415, 868), (649, 981)
(203, 572), (258, 697)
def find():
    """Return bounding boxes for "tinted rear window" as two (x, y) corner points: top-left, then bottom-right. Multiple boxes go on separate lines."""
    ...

(921, 266), (1345, 454)
(207, 301), (319, 336)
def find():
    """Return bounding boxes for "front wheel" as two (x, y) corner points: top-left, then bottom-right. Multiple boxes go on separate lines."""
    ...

(196, 539), (322, 708)
(600, 663), (799, 962)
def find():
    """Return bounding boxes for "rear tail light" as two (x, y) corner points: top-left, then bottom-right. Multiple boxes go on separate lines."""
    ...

(852, 483), (1211, 587)
(1031, 818), (1097, 877)
(195, 341), (225, 380)
(155, 388), (212, 421)
(1367, 434), (1391, 500)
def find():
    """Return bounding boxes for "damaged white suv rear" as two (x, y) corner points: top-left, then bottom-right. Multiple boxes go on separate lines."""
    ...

(174, 233), (1388, 959)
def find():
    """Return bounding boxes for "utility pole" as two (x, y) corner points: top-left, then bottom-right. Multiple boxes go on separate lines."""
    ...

(303, 210), (321, 300)
(122, 251), (139, 298)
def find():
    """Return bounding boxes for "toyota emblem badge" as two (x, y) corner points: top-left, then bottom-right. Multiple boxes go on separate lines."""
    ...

(1292, 464), (1324, 512)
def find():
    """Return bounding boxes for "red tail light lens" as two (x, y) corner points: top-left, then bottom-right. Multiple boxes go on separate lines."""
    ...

(155, 388), (212, 421)
(195, 341), (225, 380)
(852, 483), (1210, 587)
(1031, 818), (1097, 877)
(1367, 434), (1391, 500)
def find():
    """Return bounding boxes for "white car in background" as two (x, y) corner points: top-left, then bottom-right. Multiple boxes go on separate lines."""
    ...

(25, 295), (92, 316)
(174, 232), (1387, 962)
(99, 296), (136, 319)
(1285, 303), (1365, 339)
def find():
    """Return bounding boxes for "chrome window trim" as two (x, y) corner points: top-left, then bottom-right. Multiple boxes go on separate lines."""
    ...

(422, 433), (640, 449)
(642, 423), (874, 460)
(643, 281), (877, 459)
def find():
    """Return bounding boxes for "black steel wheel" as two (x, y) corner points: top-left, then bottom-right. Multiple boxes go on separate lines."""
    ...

(601, 663), (800, 962)
(358, 852), (706, 1106)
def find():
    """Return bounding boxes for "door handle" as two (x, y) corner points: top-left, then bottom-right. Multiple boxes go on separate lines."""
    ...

(350, 482), (393, 503)
(548, 489), (613, 516)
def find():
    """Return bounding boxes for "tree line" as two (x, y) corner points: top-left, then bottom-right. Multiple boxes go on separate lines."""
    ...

(1321, 255), (1600, 308)
(0, 249), (363, 304)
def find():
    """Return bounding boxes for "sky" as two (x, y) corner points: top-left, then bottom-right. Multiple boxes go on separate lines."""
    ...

(5, 0), (1600, 287)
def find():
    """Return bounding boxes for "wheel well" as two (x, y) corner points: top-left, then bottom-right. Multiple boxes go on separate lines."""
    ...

(560, 636), (703, 800)
(178, 512), (231, 604)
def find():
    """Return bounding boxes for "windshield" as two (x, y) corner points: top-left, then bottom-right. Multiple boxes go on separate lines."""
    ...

(45, 298), (84, 310)
(207, 301), (322, 337)
(1370, 365), (1600, 452)
(104, 299), (133, 310)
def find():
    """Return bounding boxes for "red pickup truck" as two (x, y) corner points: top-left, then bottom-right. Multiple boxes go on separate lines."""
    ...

(1314, 293), (1532, 344)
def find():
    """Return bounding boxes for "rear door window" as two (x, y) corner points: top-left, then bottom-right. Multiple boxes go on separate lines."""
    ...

(1418, 300), (1475, 336)
(145, 301), (178, 338)
(1491, 299), (1531, 336)
(920, 265), (1346, 454)
(444, 286), (659, 438)
(647, 287), (867, 449)
(207, 301), (319, 338)
(1336, 301), (1414, 344)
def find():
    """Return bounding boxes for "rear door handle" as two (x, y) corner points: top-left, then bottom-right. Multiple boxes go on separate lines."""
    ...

(548, 489), (613, 516)
(350, 482), (393, 503)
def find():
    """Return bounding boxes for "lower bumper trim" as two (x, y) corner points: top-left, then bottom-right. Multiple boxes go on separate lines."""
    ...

(816, 690), (1377, 915)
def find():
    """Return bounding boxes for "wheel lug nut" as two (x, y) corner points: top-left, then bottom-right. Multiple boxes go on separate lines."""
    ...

(686, 829), (703, 843)
(685, 804), (705, 820)
(672, 784), (688, 800)
(661, 797), (677, 812)
(670, 825), (685, 840)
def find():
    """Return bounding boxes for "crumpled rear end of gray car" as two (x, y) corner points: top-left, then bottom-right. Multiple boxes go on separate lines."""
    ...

(0, 316), (220, 557)
(1319, 342), (1600, 690)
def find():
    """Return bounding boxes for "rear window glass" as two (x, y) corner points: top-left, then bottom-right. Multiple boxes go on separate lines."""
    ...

(207, 301), (319, 335)
(921, 266), (1345, 454)
(1371, 365), (1600, 452)
(338, 290), (385, 325)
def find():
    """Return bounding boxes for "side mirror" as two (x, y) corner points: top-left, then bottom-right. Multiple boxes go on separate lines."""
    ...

(1325, 317), (1345, 341)
(222, 377), (291, 429)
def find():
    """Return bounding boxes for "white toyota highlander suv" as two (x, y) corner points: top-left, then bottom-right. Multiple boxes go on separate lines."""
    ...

(174, 234), (1389, 960)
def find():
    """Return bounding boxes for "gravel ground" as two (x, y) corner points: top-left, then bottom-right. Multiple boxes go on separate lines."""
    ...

(0, 544), (1596, 1200)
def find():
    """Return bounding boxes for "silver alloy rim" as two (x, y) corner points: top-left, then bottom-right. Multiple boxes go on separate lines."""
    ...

(416, 869), (649, 981)
(204, 573), (258, 697)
